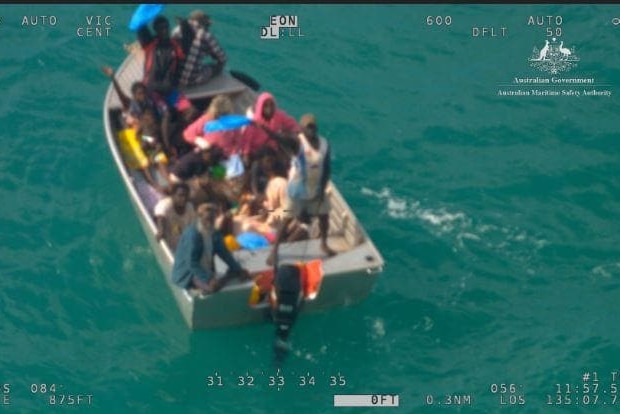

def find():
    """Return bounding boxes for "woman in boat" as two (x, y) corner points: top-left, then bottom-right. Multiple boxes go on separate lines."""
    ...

(183, 95), (246, 159)
(183, 94), (233, 149)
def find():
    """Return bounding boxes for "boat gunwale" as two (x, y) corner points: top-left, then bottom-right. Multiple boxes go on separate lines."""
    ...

(103, 52), (175, 263)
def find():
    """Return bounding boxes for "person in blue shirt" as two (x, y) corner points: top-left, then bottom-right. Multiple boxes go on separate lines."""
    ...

(172, 203), (250, 294)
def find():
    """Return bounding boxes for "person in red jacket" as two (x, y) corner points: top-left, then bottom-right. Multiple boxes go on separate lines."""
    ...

(137, 15), (196, 157)
(242, 92), (300, 164)
(183, 95), (235, 151)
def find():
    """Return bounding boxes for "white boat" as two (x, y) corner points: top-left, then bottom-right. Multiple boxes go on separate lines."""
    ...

(102, 48), (384, 329)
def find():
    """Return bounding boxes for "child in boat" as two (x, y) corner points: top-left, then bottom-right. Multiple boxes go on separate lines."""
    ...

(102, 66), (160, 128)
(126, 82), (160, 128)
(102, 66), (167, 194)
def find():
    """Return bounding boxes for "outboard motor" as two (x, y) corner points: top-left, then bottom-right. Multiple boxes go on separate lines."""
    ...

(272, 264), (304, 364)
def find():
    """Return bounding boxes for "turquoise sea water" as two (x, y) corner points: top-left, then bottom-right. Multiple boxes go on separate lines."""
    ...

(2, 4), (620, 413)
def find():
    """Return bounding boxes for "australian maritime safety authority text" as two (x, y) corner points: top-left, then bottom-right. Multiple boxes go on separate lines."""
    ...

(498, 77), (612, 97)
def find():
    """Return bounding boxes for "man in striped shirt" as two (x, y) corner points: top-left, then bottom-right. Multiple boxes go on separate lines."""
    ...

(174, 10), (227, 88)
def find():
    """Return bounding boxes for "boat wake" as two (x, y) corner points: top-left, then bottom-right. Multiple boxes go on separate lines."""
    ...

(361, 186), (549, 266)
(361, 187), (469, 235)
(591, 262), (620, 279)
(370, 317), (386, 339)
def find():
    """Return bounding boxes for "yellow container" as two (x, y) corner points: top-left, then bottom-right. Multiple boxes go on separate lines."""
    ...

(248, 284), (261, 305)
(224, 234), (241, 251)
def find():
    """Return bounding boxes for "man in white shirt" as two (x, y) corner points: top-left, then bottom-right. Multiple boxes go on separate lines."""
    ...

(263, 114), (336, 265)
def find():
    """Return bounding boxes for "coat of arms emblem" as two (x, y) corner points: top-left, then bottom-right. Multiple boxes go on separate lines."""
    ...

(529, 38), (580, 75)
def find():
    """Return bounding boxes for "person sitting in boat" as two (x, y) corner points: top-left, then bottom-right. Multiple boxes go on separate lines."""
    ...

(120, 76), (192, 160)
(233, 145), (278, 220)
(137, 15), (197, 157)
(172, 203), (250, 294)
(183, 95), (247, 159)
(154, 182), (196, 251)
(101, 66), (167, 194)
(242, 92), (300, 164)
(248, 145), (276, 200)
(183, 95), (233, 149)
(101, 66), (159, 129)
(169, 143), (225, 183)
(126, 82), (160, 128)
(183, 95), (250, 208)
(266, 114), (336, 265)
(138, 107), (172, 188)
(169, 143), (229, 207)
(172, 10), (227, 88)
(236, 146), (289, 236)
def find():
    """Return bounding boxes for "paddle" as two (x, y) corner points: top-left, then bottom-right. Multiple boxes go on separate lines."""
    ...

(203, 114), (253, 133)
(128, 4), (164, 31)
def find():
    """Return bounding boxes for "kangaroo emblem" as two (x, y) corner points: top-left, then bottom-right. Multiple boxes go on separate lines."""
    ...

(535, 40), (550, 61)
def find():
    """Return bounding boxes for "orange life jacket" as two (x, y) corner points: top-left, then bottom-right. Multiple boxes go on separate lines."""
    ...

(248, 259), (324, 306)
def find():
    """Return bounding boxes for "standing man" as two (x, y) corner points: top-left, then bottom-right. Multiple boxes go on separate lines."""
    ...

(172, 203), (250, 294)
(174, 10), (227, 88)
(264, 114), (336, 265)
